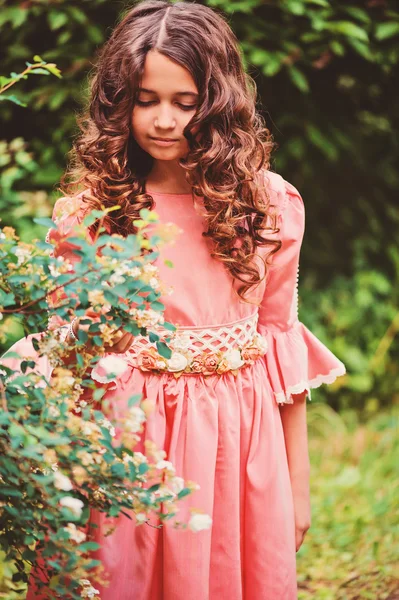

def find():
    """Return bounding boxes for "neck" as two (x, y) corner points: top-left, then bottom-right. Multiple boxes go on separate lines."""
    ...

(146, 160), (192, 194)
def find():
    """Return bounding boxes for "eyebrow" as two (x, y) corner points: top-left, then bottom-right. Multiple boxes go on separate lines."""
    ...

(138, 87), (199, 98)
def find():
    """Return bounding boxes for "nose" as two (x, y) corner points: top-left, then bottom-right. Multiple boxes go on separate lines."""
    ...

(155, 104), (176, 129)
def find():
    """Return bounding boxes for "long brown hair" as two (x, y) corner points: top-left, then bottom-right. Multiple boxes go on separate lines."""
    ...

(61, 0), (281, 301)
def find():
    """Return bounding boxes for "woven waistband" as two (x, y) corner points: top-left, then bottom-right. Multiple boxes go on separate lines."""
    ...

(125, 312), (268, 378)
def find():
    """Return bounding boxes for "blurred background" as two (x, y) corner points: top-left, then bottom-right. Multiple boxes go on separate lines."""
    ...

(0, 0), (398, 598)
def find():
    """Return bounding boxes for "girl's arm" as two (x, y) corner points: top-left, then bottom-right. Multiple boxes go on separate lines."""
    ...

(279, 390), (311, 552)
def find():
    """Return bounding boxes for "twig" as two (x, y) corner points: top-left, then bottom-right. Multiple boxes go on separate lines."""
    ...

(0, 63), (52, 95)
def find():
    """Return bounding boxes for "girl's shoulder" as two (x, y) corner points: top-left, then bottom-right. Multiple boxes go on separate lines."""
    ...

(46, 191), (91, 246)
(51, 191), (89, 227)
(260, 169), (303, 217)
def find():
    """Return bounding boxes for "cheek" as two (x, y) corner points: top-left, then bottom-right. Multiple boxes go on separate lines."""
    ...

(131, 109), (148, 137)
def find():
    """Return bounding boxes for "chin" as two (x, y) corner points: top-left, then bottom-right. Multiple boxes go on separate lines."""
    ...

(147, 148), (185, 161)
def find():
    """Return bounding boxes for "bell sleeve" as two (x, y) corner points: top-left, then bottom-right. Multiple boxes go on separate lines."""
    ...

(0, 196), (91, 380)
(46, 195), (93, 333)
(257, 179), (346, 404)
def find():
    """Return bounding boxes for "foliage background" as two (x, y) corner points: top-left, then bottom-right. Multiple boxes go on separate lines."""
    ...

(0, 0), (398, 597)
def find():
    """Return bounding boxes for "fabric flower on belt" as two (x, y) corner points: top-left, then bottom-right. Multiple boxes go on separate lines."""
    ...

(167, 352), (189, 372)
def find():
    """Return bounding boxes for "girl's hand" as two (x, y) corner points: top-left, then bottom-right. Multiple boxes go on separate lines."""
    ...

(103, 328), (135, 354)
(292, 484), (311, 552)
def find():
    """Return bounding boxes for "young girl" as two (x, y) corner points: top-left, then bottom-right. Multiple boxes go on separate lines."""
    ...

(22, 0), (346, 598)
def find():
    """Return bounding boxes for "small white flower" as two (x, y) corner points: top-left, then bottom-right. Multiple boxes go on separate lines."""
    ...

(15, 246), (30, 265)
(133, 308), (164, 328)
(98, 355), (128, 377)
(155, 360), (167, 370)
(48, 263), (62, 278)
(79, 578), (100, 599)
(126, 452), (147, 466)
(135, 513), (148, 524)
(188, 513), (213, 532)
(143, 263), (158, 275)
(63, 522), (86, 544)
(48, 405), (60, 418)
(169, 476), (185, 494)
(167, 352), (188, 372)
(156, 460), (175, 473)
(224, 348), (245, 370)
(149, 277), (159, 290)
(54, 471), (73, 491)
(98, 417), (116, 437)
(130, 266), (141, 278)
(78, 451), (95, 466)
(110, 272), (125, 285)
(81, 421), (101, 437)
(59, 496), (84, 518)
(126, 406), (146, 433)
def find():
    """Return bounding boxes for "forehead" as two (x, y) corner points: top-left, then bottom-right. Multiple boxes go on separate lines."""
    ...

(139, 50), (198, 96)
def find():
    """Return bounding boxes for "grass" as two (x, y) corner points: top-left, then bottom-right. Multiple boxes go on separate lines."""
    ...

(1, 405), (398, 599)
(297, 404), (399, 599)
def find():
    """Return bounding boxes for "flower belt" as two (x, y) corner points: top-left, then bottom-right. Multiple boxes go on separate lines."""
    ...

(126, 312), (268, 378)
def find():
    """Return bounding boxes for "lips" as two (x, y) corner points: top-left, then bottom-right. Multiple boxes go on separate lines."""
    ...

(151, 137), (178, 141)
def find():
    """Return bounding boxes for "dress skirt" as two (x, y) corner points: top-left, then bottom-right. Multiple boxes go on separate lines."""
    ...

(84, 359), (297, 600)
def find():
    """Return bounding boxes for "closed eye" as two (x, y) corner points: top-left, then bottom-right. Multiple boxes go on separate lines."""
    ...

(136, 100), (197, 111)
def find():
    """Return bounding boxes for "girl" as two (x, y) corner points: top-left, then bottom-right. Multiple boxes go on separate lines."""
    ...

(22, 0), (346, 598)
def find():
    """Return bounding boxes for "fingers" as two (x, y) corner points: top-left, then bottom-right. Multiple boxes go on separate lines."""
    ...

(105, 332), (134, 354)
(295, 526), (310, 552)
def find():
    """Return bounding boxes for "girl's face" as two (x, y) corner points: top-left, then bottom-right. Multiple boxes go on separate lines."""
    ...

(131, 50), (199, 162)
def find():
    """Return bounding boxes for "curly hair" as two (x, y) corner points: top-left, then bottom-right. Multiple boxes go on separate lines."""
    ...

(61, 0), (281, 302)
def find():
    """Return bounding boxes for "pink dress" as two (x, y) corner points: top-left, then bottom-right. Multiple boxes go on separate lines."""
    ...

(3, 171), (345, 599)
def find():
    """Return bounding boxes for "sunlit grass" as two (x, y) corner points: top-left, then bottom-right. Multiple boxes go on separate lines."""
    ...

(298, 404), (399, 599)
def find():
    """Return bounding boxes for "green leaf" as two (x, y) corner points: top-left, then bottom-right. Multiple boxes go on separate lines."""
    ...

(375, 22), (399, 41)
(67, 6), (88, 24)
(111, 463), (126, 478)
(0, 95), (27, 107)
(33, 55), (44, 62)
(150, 301), (164, 311)
(76, 541), (100, 553)
(127, 393), (142, 408)
(33, 217), (56, 228)
(304, 0), (329, 6)
(249, 48), (269, 67)
(347, 38), (375, 61)
(149, 331), (160, 343)
(0, 76), (12, 87)
(330, 40), (345, 56)
(288, 66), (310, 93)
(44, 64), (62, 79)
(307, 124), (339, 160)
(284, 1), (306, 16)
(30, 68), (50, 76)
(156, 341), (172, 360)
(163, 321), (176, 332)
(343, 7), (371, 24)
(326, 21), (369, 42)
(262, 53), (284, 77)
(177, 487), (192, 500)
(48, 11), (68, 30)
